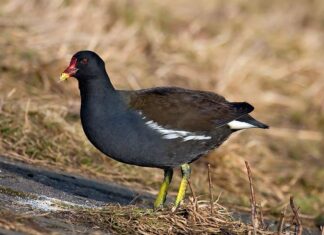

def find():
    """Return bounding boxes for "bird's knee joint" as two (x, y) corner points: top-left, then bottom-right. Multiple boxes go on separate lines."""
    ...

(181, 164), (191, 178)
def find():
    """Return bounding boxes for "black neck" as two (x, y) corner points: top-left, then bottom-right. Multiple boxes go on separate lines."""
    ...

(78, 74), (128, 114)
(79, 74), (115, 97)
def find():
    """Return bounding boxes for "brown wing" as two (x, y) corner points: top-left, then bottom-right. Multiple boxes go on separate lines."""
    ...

(120, 87), (254, 132)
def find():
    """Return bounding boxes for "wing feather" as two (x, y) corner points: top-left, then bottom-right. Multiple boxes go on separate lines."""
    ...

(120, 87), (254, 132)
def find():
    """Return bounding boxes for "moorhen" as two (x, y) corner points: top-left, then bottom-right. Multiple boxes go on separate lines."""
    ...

(60, 51), (268, 210)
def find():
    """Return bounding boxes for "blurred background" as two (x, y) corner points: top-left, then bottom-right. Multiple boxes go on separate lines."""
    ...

(0, 0), (323, 221)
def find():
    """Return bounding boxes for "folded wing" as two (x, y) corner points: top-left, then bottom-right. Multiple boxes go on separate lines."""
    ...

(121, 87), (255, 132)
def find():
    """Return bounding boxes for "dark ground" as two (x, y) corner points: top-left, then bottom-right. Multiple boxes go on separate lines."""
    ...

(0, 156), (321, 234)
(0, 156), (153, 234)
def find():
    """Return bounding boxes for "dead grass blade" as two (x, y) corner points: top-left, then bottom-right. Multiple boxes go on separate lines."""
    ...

(245, 160), (258, 235)
(207, 163), (214, 216)
(290, 196), (303, 235)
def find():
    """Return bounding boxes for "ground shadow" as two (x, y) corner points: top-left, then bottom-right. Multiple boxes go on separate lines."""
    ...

(0, 156), (154, 207)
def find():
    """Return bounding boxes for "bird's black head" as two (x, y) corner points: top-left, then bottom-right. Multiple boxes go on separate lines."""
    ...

(60, 50), (107, 82)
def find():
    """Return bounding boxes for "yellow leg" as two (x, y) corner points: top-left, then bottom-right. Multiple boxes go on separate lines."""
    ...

(154, 169), (173, 210)
(172, 164), (191, 212)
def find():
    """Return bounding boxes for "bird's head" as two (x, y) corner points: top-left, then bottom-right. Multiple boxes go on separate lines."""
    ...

(60, 50), (106, 82)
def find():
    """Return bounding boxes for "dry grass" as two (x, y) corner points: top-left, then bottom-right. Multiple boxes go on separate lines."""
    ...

(0, 0), (323, 232)
(0, 210), (48, 235)
(58, 201), (256, 234)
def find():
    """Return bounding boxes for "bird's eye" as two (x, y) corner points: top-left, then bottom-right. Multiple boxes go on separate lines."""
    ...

(80, 58), (88, 65)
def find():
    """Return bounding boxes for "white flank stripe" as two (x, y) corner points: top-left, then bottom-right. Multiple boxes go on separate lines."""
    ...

(228, 120), (256, 130)
(145, 120), (211, 141)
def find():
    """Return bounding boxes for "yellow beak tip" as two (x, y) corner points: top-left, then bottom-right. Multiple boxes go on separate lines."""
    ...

(60, 73), (70, 81)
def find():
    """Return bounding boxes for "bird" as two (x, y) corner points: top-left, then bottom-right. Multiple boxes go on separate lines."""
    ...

(60, 50), (268, 211)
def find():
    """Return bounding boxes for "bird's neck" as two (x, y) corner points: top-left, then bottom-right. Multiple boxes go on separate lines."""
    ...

(78, 75), (127, 115)
(79, 75), (115, 98)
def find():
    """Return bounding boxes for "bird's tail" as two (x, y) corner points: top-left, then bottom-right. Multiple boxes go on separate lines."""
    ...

(235, 114), (269, 129)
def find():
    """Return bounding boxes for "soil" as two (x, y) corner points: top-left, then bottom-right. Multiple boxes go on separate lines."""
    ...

(0, 156), (320, 234)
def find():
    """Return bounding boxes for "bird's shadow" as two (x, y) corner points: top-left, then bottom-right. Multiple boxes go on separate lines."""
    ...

(0, 156), (155, 207)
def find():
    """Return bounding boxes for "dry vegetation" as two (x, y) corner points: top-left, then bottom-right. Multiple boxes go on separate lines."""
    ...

(0, 0), (323, 233)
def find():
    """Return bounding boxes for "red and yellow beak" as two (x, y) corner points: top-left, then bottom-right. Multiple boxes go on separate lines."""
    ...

(60, 57), (78, 81)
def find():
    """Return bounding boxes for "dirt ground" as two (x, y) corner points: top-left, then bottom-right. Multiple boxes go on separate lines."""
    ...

(0, 156), (321, 234)
(0, 156), (151, 234)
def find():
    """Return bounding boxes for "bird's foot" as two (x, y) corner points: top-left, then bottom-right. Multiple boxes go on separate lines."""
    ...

(153, 201), (164, 211)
